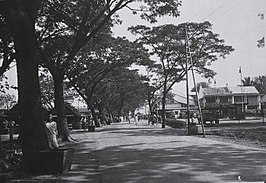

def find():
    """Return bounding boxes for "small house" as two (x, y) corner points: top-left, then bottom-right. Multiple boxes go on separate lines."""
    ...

(6, 103), (50, 124)
(50, 103), (82, 129)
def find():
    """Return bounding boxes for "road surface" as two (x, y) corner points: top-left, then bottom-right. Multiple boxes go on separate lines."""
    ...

(10, 120), (266, 183)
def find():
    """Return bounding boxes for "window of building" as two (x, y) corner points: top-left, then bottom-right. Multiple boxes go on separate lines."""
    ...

(205, 97), (215, 103)
(234, 96), (244, 103)
(219, 97), (229, 103)
(247, 96), (257, 105)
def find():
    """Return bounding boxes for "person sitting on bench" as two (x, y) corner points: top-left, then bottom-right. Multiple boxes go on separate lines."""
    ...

(46, 114), (59, 149)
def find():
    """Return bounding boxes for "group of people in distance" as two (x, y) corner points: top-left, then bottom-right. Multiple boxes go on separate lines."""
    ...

(148, 114), (161, 125)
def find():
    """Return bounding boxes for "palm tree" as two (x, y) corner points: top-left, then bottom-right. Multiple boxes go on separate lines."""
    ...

(253, 75), (266, 94)
(242, 77), (253, 86)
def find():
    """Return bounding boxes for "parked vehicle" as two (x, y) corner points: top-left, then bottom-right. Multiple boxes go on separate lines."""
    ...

(202, 108), (219, 124)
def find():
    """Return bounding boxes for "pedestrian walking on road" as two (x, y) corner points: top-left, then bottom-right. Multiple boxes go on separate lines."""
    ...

(126, 115), (130, 124)
(148, 115), (152, 125)
(134, 114), (138, 125)
(152, 114), (157, 125)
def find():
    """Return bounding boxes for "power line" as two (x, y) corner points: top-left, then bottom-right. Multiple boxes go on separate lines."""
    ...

(210, 0), (238, 22)
(185, 1), (237, 42)
(200, 0), (232, 22)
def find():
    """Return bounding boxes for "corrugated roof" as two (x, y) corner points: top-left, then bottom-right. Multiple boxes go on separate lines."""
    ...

(200, 86), (259, 96)
(202, 87), (231, 96)
(228, 86), (259, 94)
(174, 94), (195, 105)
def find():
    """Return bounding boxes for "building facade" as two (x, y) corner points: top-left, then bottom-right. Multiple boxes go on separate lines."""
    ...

(162, 94), (196, 118)
(198, 86), (260, 118)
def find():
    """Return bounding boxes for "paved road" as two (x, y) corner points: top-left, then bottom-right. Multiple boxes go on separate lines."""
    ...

(10, 120), (266, 183)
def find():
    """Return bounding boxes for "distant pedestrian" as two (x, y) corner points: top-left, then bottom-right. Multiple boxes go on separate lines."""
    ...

(46, 114), (59, 149)
(157, 115), (162, 124)
(81, 116), (87, 129)
(152, 114), (157, 125)
(134, 114), (138, 125)
(126, 115), (130, 124)
(137, 115), (140, 122)
(148, 114), (153, 125)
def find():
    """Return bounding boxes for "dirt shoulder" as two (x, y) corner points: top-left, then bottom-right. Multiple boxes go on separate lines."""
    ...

(203, 122), (266, 149)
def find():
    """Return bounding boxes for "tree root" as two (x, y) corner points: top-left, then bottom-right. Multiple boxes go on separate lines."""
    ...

(58, 135), (77, 144)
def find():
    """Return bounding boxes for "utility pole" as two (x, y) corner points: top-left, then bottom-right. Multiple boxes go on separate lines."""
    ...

(190, 58), (206, 138)
(239, 67), (244, 112)
(185, 24), (205, 137)
(239, 66), (244, 123)
(185, 24), (190, 135)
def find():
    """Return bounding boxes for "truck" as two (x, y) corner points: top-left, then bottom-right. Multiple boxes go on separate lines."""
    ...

(201, 108), (220, 124)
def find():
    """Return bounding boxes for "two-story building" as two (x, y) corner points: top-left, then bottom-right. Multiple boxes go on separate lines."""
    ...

(198, 86), (260, 118)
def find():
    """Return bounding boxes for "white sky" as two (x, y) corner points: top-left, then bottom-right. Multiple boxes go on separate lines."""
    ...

(112, 0), (266, 95)
(4, 0), (266, 98)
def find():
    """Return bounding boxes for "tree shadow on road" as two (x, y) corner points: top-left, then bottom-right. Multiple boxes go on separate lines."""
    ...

(59, 139), (266, 183)
(8, 126), (266, 183)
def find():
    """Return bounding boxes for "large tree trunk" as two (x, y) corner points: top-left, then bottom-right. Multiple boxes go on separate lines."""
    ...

(161, 82), (167, 128)
(87, 102), (100, 127)
(0, 129), (3, 155)
(161, 95), (166, 128)
(117, 96), (124, 117)
(3, 1), (49, 171)
(148, 99), (152, 116)
(97, 101), (106, 125)
(53, 71), (72, 141)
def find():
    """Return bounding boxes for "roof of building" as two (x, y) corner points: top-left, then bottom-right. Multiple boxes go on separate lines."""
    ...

(199, 86), (259, 97)
(174, 94), (195, 106)
(201, 87), (231, 96)
(50, 102), (81, 117)
(228, 86), (259, 94)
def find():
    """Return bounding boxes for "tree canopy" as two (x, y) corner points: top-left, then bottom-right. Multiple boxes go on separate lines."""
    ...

(129, 21), (235, 127)
(242, 75), (266, 94)
(0, 0), (183, 171)
(67, 35), (150, 123)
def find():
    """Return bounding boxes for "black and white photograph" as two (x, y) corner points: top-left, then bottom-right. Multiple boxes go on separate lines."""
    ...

(0, 0), (266, 182)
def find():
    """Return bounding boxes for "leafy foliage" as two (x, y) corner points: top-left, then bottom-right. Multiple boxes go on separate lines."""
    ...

(0, 15), (16, 93)
(0, 93), (16, 110)
(37, 0), (182, 132)
(39, 69), (54, 109)
(129, 21), (234, 127)
(37, 0), (182, 68)
(129, 22), (234, 80)
(242, 75), (266, 94)
(0, 15), (15, 76)
(67, 34), (150, 119)
(100, 67), (147, 116)
(133, 0), (182, 23)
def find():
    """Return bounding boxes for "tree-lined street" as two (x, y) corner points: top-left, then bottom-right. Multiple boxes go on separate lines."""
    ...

(1, 1), (266, 181)
(8, 121), (266, 183)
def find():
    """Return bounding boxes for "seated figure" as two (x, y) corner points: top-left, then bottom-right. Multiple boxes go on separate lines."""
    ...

(46, 114), (59, 149)
(191, 113), (199, 124)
